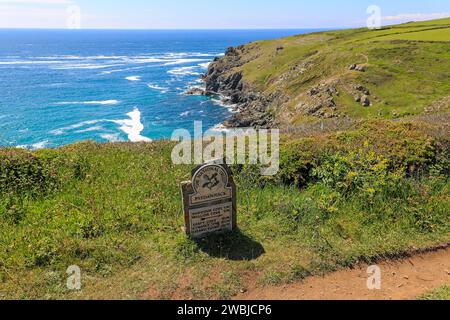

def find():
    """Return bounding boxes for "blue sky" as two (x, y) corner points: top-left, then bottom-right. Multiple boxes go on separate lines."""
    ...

(0, 0), (449, 29)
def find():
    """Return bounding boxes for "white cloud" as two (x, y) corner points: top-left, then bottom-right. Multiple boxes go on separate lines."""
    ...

(382, 12), (450, 22)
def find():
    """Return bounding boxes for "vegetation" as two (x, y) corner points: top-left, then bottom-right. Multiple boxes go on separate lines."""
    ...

(419, 285), (450, 300)
(230, 18), (450, 124)
(0, 18), (449, 300)
(0, 119), (448, 299)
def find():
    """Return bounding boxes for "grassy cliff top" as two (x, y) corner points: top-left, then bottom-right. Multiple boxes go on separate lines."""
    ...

(0, 119), (449, 299)
(218, 18), (450, 125)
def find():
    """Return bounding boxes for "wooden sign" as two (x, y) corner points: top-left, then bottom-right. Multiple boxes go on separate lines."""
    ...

(181, 160), (237, 238)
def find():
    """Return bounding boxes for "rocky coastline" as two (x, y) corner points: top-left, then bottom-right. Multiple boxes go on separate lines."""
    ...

(186, 46), (274, 129)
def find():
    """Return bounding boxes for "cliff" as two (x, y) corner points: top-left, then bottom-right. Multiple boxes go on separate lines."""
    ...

(202, 18), (450, 128)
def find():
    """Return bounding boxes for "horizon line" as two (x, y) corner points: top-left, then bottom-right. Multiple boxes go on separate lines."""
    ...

(0, 26), (350, 31)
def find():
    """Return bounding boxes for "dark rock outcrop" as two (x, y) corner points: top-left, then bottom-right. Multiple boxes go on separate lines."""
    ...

(202, 46), (273, 128)
(185, 87), (207, 96)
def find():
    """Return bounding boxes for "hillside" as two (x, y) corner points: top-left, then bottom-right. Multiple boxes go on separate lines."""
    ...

(203, 18), (450, 128)
(0, 19), (449, 300)
(1, 119), (449, 299)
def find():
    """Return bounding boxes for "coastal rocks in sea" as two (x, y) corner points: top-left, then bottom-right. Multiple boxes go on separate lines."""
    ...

(202, 45), (274, 128)
(225, 46), (241, 57)
(185, 86), (207, 96)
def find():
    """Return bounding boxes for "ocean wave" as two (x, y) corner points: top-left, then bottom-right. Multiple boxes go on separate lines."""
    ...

(209, 124), (231, 134)
(112, 108), (152, 142)
(35, 55), (128, 60)
(0, 60), (63, 65)
(211, 97), (239, 113)
(50, 119), (104, 135)
(147, 83), (169, 93)
(162, 52), (220, 58)
(198, 62), (211, 69)
(180, 111), (193, 117)
(54, 100), (120, 106)
(100, 133), (123, 142)
(17, 140), (50, 150)
(168, 66), (202, 76)
(100, 66), (144, 75)
(163, 58), (209, 66)
(50, 108), (151, 143)
(75, 125), (103, 133)
(52, 63), (122, 70)
(126, 76), (141, 82)
(0, 52), (220, 72)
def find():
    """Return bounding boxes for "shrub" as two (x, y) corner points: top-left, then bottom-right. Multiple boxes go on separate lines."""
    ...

(312, 149), (405, 196)
(240, 120), (443, 190)
(0, 149), (60, 197)
(277, 138), (323, 187)
(0, 148), (89, 198)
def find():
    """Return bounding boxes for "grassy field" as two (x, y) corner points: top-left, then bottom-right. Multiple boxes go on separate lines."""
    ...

(419, 285), (450, 300)
(0, 119), (448, 299)
(224, 18), (450, 124)
(375, 27), (450, 42)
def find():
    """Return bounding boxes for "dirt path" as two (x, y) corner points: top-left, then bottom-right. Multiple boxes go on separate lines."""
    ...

(235, 247), (450, 300)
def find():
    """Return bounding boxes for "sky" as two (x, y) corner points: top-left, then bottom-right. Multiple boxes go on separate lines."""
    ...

(0, 0), (449, 29)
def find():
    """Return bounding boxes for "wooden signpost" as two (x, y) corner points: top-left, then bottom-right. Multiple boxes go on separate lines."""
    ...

(181, 160), (237, 238)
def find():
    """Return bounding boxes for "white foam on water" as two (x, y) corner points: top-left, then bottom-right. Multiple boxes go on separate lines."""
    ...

(168, 66), (201, 76)
(147, 83), (169, 93)
(52, 109), (151, 143)
(100, 66), (144, 75)
(75, 125), (103, 133)
(127, 57), (168, 64)
(126, 76), (141, 82)
(112, 108), (152, 142)
(54, 100), (120, 106)
(31, 140), (49, 150)
(180, 111), (192, 117)
(0, 53), (221, 70)
(208, 124), (231, 135)
(50, 119), (104, 135)
(164, 52), (218, 59)
(100, 133), (123, 143)
(163, 58), (209, 66)
(211, 97), (239, 113)
(17, 140), (50, 150)
(52, 63), (121, 70)
(199, 62), (211, 69)
(35, 55), (127, 60)
(0, 60), (63, 65)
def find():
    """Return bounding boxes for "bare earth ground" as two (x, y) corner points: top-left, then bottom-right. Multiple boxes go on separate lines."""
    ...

(235, 247), (450, 300)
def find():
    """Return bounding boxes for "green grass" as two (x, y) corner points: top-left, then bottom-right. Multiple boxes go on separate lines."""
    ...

(375, 27), (450, 42)
(221, 18), (450, 125)
(0, 120), (449, 299)
(419, 285), (450, 300)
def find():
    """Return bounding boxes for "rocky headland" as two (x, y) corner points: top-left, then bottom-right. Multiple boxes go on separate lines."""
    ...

(188, 19), (450, 129)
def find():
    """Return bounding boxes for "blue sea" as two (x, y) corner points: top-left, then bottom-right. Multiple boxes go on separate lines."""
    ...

(0, 29), (319, 149)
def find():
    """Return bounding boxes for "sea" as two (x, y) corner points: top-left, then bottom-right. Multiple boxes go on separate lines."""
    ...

(0, 29), (321, 149)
